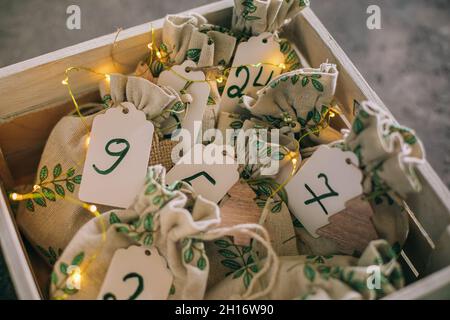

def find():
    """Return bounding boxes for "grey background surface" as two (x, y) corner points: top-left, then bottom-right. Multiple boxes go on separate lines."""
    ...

(0, 0), (449, 299)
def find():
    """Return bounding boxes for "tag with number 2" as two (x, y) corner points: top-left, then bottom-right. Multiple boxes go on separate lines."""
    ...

(79, 102), (154, 208)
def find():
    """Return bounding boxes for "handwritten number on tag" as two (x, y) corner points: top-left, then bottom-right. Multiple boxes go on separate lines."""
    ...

(227, 66), (250, 99)
(182, 171), (216, 186)
(253, 66), (274, 87)
(93, 138), (130, 175)
(304, 173), (339, 215)
(103, 272), (144, 300)
(227, 66), (274, 99)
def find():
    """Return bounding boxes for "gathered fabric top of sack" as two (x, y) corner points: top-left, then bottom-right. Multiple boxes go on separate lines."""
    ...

(51, 165), (404, 300)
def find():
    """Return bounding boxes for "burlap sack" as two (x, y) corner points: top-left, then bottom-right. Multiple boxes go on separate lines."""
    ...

(50, 165), (277, 300)
(206, 239), (404, 300)
(240, 63), (342, 145)
(17, 75), (184, 266)
(16, 105), (106, 266)
(162, 13), (237, 68)
(342, 101), (425, 247)
(232, 0), (309, 36)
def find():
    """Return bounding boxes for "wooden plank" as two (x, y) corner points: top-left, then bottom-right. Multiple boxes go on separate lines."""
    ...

(0, 91), (99, 185)
(0, 0), (233, 120)
(426, 226), (450, 274)
(383, 265), (450, 300)
(0, 182), (41, 299)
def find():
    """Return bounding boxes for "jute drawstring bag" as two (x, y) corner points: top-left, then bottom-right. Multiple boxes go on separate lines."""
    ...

(16, 75), (185, 266)
(16, 105), (108, 266)
(206, 239), (404, 300)
(232, 0), (310, 36)
(240, 63), (342, 145)
(163, 13), (237, 68)
(50, 165), (278, 300)
(161, 13), (238, 133)
(341, 101), (425, 247)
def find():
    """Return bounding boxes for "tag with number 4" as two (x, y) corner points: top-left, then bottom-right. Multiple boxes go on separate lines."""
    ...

(285, 145), (363, 237)
(79, 102), (154, 208)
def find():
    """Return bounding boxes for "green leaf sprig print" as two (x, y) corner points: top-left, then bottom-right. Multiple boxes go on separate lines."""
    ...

(215, 237), (259, 288)
(241, 0), (260, 22)
(182, 238), (208, 271)
(25, 164), (82, 212)
(186, 48), (201, 63)
(37, 245), (63, 266)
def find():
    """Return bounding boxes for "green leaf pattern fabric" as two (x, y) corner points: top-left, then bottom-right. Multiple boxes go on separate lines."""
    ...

(240, 63), (343, 145)
(342, 101), (425, 246)
(232, 0), (309, 36)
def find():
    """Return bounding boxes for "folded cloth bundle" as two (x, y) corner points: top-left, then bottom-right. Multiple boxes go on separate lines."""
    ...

(163, 13), (237, 68)
(341, 101), (425, 247)
(50, 165), (277, 300)
(240, 63), (342, 145)
(232, 0), (310, 36)
(16, 105), (106, 266)
(206, 239), (404, 300)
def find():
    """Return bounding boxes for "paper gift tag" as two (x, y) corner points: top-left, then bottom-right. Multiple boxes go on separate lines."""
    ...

(158, 60), (210, 145)
(285, 145), (363, 238)
(219, 32), (284, 113)
(98, 246), (173, 300)
(79, 102), (153, 208)
(165, 144), (239, 203)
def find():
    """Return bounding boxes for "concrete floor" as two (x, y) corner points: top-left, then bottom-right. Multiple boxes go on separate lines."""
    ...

(0, 0), (449, 299)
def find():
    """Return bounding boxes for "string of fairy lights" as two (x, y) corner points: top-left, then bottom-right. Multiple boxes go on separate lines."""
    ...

(8, 26), (341, 298)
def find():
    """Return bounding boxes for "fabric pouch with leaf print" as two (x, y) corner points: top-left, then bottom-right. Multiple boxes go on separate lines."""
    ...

(240, 62), (343, 146)
(15, 104), (112, 267)
(162, 13), (237, 68)
(206, 239), (404, 300)
(341, 101), (425, 247)
(232, 0), (310, 36)
(50, 165), (279, 300)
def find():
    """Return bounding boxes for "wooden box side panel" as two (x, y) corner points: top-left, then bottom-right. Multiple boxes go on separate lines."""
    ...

(0, 0), (233, 120)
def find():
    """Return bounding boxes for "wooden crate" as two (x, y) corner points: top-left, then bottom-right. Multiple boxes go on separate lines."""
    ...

(0, 0), (449, 300)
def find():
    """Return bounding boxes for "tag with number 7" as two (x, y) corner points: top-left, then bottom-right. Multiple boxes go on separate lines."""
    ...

(79, 102), (154, 208)
(285, 145), (363, 237)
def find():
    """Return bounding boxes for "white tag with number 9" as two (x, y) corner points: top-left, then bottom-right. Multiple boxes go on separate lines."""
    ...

(79, 102), (154, 208)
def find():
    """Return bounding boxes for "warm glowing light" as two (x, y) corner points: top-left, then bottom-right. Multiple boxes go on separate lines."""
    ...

(33, 185), (40, 191)
(89, 205), (97, 213)
(105, 74), (111, 82)
(216, 76), (224, 84)
(329, 111), (336, 118)
(10, 193), (18, 201)
(279, 63), (286, 70)
(66, 265), (82, 290)
(147, 42), (153, 49)
(62, 78), (69, 85)
(156, 50), (162, 59)
(85, 135), (91, 148)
